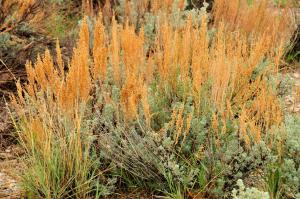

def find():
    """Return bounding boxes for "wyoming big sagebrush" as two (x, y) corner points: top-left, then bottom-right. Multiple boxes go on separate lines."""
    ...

(10, 3), (295, 198)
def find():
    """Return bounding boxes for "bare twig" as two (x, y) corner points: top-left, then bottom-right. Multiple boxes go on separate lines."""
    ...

(0, 59), (17, 82)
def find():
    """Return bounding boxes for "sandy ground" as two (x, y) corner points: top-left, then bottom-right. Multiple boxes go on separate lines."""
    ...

(0, 145), (24, 199)
(285, 70), (300, 113)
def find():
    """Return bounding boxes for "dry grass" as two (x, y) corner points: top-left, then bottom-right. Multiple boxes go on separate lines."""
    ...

(213, 0), (295, 47)
(295, 82), (300, 103)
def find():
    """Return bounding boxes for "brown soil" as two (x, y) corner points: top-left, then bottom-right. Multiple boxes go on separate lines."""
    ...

(0, 98), (24, 199)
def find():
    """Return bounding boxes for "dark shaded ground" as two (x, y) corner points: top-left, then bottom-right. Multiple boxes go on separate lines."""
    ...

(0, 98), (15, 150)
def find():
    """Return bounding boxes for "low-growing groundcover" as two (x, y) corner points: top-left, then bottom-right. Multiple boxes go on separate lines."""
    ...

(9, 0), (300, 198)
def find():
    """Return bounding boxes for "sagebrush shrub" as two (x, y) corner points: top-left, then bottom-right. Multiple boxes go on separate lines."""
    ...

(280, 115), (300, 198)
(231, 179), (270, 199)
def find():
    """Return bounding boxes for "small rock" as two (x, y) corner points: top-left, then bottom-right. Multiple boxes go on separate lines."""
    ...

(292, 73), (300, 79)
(5, 149), (11, 153)
(0, 172), (21, 198)
(285, 95), (295, 104)
(0, 152), (14, 160)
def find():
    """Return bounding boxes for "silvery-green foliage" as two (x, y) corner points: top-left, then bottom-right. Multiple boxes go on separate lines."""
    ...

(277, 115), (300, 198)
(276, 74), (294, 97)
(95, 113), (203, 187)
(95, 177), (117, 197)
(280, 158), (300, 197)
(116, 0), (139, 26)
(48, 0), (64, 3)
(179, 3), (211, 25)
(0, 33), (14, 52)
(260, 115), (300, 198)
(231, 179), (270, 199)
(158, 2), (210, 28)
(222, 140), (276, 189)
(181, 117), (207, 154)
(96, 116), (166, 180)
(92, 90), (210, 191)
(0, 23), (33, 56)
(143, 13), (157, 52)
(284, 115), (300, 164)
(98, 125), (194, 195)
